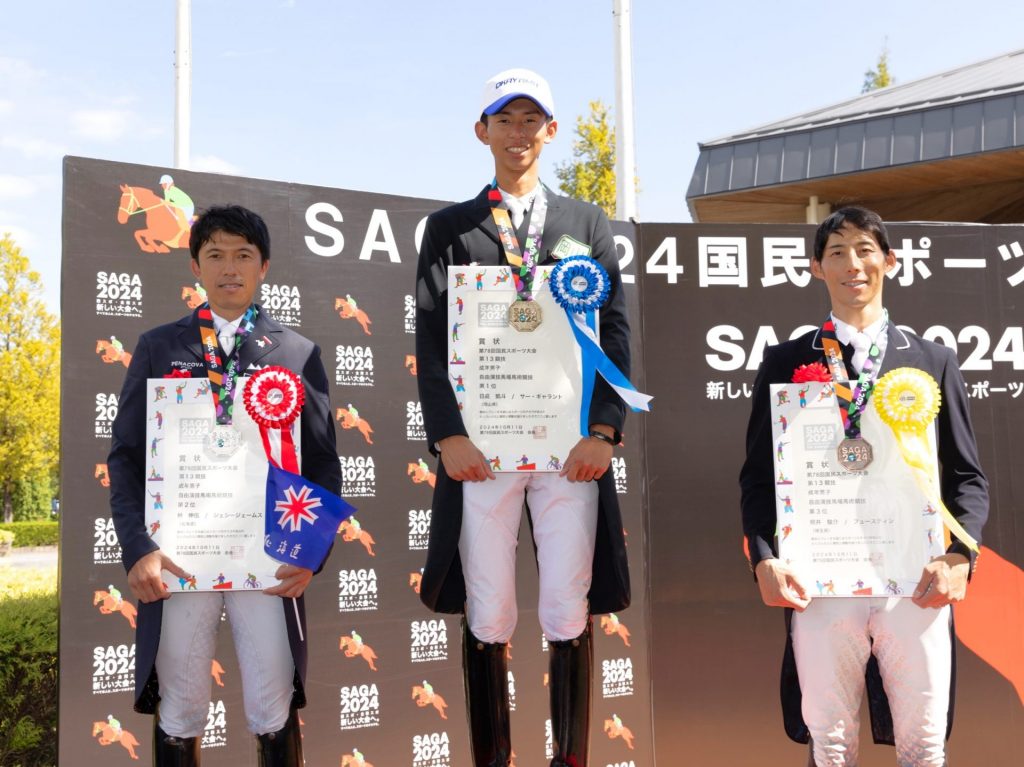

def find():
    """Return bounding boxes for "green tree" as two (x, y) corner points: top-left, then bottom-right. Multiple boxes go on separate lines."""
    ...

(0, 235), (60, 524)
(862, 41), (894, 93)
(555, 100), (617, 219)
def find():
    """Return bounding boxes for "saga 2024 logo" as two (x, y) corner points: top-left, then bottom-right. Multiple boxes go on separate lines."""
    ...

(336, 345), (375, 386)
(338, 568), (378, 612)
(260, 283), (302, 326)
(410, 619), (448, 663)
(96, 272), (142, 318)
(340, 683), (380, 730)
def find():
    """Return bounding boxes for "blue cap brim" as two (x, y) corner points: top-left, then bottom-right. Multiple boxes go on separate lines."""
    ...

(482, 93), (553, 118)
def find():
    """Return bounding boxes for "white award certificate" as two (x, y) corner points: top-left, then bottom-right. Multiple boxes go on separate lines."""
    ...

(770, 382), (943, 597)
(447, 265), (586, 472)
(144, 377), (298, 592)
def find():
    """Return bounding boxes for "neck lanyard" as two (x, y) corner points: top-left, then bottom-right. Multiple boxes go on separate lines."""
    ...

(819, 312), (888, 439)
(487, 180), (548, 301)
(197, 304), (258, 424)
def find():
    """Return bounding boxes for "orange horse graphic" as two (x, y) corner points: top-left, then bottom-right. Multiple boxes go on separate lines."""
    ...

(336, 408), (374, 445)
(409, 572), (422, 595)
(96, 339), (132, 367)
(603, 716), (635, 749)
(95, 463), (110, 487)
(181, 285), (206, 309)
(338, 518), (376, 556)
(411, 684), (448, 719)
(91, 721), (140, 760)
(339, 635), (379, 671)
(407, 462), (436, 488)
(117, 184), (190, 253)
(600, 614), (632, 647)
(335, 297), (372, 335)
(211, 659), (225, 687)
(404, 354), (418, 376)
(94, 590), (138, 628)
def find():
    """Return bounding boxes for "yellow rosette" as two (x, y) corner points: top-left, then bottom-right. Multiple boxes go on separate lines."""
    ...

(873, 367), (979, 552)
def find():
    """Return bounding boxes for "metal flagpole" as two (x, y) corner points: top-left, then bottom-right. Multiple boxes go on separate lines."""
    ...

(613, 0), (638, 221)
(174, 0), (192, 169)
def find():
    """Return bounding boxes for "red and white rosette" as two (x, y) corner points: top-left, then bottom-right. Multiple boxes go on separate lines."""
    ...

(243, 366), (304, 473)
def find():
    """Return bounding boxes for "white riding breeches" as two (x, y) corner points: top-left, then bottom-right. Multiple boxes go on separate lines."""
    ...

(792, 597), (952, 766)
(154, 590), (294, 738)
(460, 472), (599, 643)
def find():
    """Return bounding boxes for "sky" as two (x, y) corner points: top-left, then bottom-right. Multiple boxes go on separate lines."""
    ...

(4, 0), (1024, 313)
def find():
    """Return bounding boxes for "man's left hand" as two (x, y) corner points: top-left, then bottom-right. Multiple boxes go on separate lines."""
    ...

(560, 426), (614, 482)
(265, 564), (314, 598)
(912, 553), (970, 608)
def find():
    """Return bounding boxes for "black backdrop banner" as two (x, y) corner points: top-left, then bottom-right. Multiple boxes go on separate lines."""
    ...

(61, 156), (1022, 766)
(60, 157), (652, 766)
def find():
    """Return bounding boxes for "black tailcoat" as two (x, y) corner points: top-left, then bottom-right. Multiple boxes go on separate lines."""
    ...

(414, 186), (632, 616)
(108, 308), (341, 714)
(739, 323), (988, 744)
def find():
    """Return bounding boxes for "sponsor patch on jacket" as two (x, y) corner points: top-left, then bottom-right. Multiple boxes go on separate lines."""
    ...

(550, 235), (592, 259)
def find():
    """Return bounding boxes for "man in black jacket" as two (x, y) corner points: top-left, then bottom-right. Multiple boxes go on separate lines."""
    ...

(414, 68), (632, 767)
(740, 207), (988, 766)
(109, 205), (341, 766)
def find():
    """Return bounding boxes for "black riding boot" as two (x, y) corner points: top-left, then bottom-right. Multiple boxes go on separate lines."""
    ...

(463, 620), (512, 767)
(548, 620), (593, 767)
(153, 720), (200, 767)
(256, 709), (303, 767)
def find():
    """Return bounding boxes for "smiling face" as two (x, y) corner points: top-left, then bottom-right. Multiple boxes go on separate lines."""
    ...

(811, 224), (896, 328)
(475, 98), (557, 192)
(189, 231), (268, 320)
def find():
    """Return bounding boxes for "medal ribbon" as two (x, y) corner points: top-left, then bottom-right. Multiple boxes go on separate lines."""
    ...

(488, 180), (548, 301)
(819, 312), (887, 439)
(197, 303), (258, 425)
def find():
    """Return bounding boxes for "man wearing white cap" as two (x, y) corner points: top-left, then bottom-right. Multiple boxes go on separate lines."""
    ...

(415, 68), (632, 767)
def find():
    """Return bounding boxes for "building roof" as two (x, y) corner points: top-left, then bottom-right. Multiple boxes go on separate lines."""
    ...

(687, 48), (1024, 223)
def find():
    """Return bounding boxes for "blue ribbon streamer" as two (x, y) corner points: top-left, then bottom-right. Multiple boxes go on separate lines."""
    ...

(550, 256), (652, 435)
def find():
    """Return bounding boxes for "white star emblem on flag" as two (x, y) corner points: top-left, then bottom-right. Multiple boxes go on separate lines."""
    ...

(275, 484), (323, 532)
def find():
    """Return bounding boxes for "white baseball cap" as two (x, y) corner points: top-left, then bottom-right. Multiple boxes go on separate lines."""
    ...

(479, 68), (554, 118)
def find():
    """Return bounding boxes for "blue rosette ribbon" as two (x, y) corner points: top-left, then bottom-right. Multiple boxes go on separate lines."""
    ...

(549, 256), (652, 435)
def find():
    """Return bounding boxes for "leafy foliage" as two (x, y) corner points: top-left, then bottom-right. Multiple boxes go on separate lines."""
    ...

(554, 100), (617, 219)
(0, 522), (58, 547)
(862, 42), (894, 93)
(0, 566), (58, 766)
(0, 235), (60, 523)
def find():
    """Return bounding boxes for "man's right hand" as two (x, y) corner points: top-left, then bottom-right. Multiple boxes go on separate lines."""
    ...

(755, 558), (811, 611)
(437, 435), (495, 482)
(127, 550), (190, 603)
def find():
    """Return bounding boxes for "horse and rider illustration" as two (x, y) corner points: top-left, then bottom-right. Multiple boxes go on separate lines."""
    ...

(340, 631), (378, 671)
(336, 406), (375, 445)
(411, 681), (448, 720)
(334, 296), (373, 335)
(116, 175), (194, 253)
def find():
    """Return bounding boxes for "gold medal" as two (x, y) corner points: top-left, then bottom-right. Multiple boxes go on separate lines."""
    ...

(508, 300), (542, 332)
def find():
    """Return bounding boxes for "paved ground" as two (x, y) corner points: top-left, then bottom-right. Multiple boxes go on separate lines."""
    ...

(0, 545), (58, 569)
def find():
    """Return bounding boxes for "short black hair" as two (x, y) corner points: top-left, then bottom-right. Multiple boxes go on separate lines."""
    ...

(189, 205), (270, 264)
(813, 206), (890, 262)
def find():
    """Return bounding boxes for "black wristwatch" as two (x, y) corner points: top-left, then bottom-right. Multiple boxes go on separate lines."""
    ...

(587, 429), (616, 446)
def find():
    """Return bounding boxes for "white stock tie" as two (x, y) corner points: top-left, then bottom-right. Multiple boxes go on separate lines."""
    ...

(850, 332), (871, 375)
(219, 330), (235, 357)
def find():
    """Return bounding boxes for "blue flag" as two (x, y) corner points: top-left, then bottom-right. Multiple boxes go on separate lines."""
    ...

(265, 463), (355, 571)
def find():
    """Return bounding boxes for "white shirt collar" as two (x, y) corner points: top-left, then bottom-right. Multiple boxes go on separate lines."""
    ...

(831, 311), (888, 347)
(498, 182), (541, 208)
(209, 309), (244, 336)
